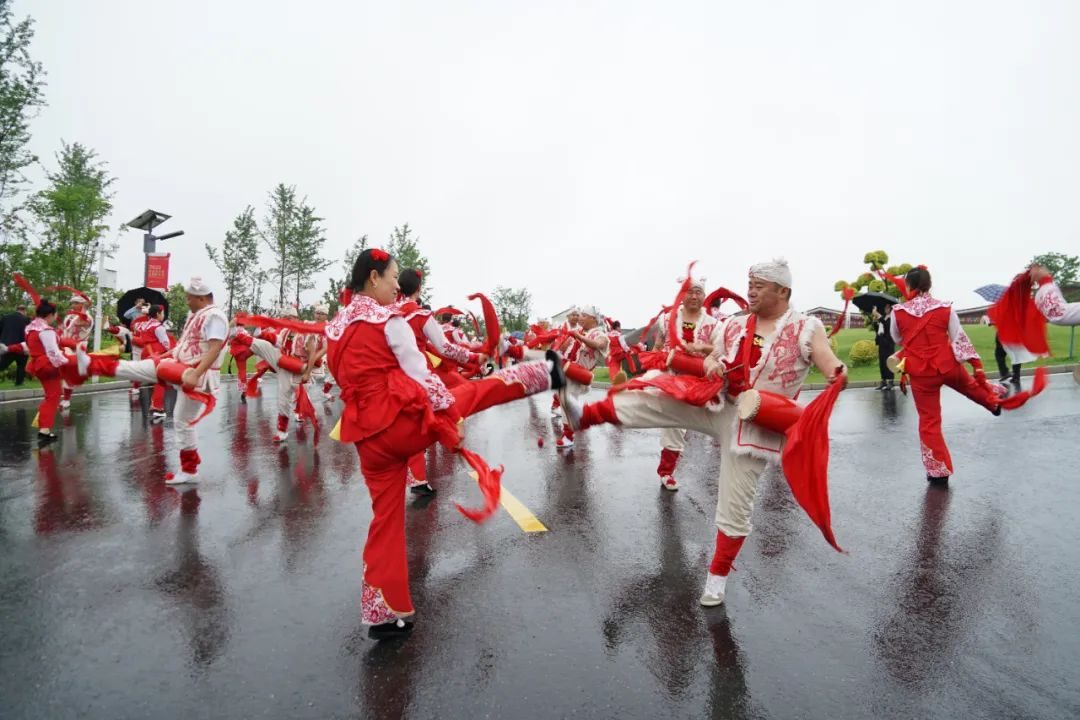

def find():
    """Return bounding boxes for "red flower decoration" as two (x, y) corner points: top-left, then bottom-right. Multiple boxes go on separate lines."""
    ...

(415, 270), (423, 279)
(370, 248), (389, 262)
(917, 264), (927, 270)
(841, 287), (856, 301)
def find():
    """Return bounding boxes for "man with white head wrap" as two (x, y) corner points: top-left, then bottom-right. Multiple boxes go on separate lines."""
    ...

(550, 306), (584, 416)
(309, 304), (335, 399)
(555, 304), (609, 449)
(561, 258), (847, 607)
(651, 272), (719, 490)
(75, 277), (228, 484)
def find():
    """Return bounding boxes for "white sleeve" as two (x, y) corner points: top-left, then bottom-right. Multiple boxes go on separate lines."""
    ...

(1036, 280), (1080, 326)
(423, 316), (473, 365)
(203, 316), (227, 342)
(948, 309), (979, 362)
(41, 329), (68, 367)
(155, 325), (171, 349)
(890, 313), (903, 344)
(385, 317), (454, 411)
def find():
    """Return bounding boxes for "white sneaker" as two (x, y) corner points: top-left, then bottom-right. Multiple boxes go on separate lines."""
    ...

(272, 431), (288, 443)
(555, 435), (574, 449)
(165, 472), (199, 486)
(661, 475), (679, 491)
(550, 406), (562, 417)
(60, 399), (71, 409)
(151, 411), (166, 424)
(700, 573), (727, 607)
(129, 388), (140, 399)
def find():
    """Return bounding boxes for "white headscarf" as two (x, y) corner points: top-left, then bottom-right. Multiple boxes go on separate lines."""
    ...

(748, 258), (793, 288)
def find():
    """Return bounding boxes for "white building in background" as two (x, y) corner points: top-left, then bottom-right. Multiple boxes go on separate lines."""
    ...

(548, 307), (575, 326)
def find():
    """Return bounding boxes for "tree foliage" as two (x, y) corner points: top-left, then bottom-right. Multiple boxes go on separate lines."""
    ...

(0, 0), (46, 230)
(386, 223), (431, 302)
(288, 203), (330, 308)
(206, 205), (258, 317)
(260, 183), (298, 310)
(1031, 252), (1079, 286)
(835, 250), (914, 302)
(166, 282), (189, 331)
(27, 141), (115, 291)
(492, 285), (532, 332)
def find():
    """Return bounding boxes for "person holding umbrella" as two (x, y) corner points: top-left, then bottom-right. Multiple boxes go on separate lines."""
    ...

(873, 306), (896, 390)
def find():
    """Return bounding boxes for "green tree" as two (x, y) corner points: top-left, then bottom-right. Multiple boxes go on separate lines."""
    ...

(260, 183), (298, 310)
(1031, 252), (1079, 286)
(387, 223), (431, 302)
(322, 234), (368, 314)
(0, 0), (45, 230)
(248, 268), (267, 314)
(206, 205), (258, 317)
(28, 141), (115, 291)
(287, 202), (331, 308)
(165, 282), (188, 330)
(492, 285), (532, 332)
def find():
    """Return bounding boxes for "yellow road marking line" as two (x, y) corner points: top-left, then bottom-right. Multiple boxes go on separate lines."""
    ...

(469, 471), (547, 533)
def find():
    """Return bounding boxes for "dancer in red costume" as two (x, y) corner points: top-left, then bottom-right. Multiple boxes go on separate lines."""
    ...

(396, 268), (489, 493)
(550, 307), (582, 417)
(555, 304), (608, 449)
(328, 249), (565, 639)
(76, 277), (228, 485)
(889, 267), (1008, 485)
(126, 299), (152, 400)
(652, 274), (719, 490)
(58, 290), (93, 410)
(308, 304), (335, 401)
(561, 259), (848, 608)
(136, 304), (173, 423)
(25, 300), (70, 444)
(1030, 264), (1080, 326)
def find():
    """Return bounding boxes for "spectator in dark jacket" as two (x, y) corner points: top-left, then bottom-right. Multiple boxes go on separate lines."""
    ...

(0, 305), (31, 385)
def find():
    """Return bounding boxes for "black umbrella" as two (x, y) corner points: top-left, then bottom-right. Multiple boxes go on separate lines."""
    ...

(851, 292), (898, 317)
(116, 287), (169, 327)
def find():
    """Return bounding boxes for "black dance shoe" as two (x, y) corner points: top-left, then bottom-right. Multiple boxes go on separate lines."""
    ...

(546, 350), (566, 390)
(38, 431), (58, 446)
(369, 618), (414, 640)
(927, 475), (949, 487)
(410, 483), (436, 495)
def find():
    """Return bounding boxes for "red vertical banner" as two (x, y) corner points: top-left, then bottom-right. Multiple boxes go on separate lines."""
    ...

(146, 253), (170, 290)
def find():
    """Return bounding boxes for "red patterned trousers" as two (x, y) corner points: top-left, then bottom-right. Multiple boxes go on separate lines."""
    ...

(909, 365), (1000, 478)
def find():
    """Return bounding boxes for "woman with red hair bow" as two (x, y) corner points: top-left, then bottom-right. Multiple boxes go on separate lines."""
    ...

(889, 267), (1005, 485)
(329, 248), (565, 640)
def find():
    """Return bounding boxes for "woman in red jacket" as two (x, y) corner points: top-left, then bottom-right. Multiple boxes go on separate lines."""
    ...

(25, 300), (75, 444)
(328, 249), (564, 639)
(890, 267), (1004, 485)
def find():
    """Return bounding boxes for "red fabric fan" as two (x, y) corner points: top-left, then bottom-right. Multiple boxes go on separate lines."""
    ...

(294, 384), (320, 445)
(12, 273), (41, 306)
(829, 287), (856, 339)
(235, 313), (326, 335)
(877, 270), (914, 301)
(704, 286), (749, 313)
(453, 448), (503, 523)
(781, 377), (846, 552)
(467, 292), (501, 359)
(988, 273), (1050, 357)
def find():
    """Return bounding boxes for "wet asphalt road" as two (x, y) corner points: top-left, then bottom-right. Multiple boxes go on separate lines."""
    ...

(0, 376), (1078, 720)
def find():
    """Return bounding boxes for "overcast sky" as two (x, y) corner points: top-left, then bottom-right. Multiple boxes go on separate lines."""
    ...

(25, 0), (1080, 324)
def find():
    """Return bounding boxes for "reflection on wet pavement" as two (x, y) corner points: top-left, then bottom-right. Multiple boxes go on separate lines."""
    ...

(0, 377), (1077, 719)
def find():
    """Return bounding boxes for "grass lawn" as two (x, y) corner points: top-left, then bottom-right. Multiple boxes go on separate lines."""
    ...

(806, 324), (1077, 383)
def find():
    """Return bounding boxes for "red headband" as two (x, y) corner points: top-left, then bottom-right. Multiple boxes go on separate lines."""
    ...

(371, 248), (389, 262)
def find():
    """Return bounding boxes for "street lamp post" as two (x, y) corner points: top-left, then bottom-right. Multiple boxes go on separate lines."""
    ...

(126, 209), (184, 290)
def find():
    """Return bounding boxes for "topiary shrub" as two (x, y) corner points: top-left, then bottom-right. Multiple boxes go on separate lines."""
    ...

(849, 339), (877, 367)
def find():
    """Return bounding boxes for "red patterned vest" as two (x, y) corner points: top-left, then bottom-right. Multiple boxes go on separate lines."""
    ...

(894, 307), (956, 376)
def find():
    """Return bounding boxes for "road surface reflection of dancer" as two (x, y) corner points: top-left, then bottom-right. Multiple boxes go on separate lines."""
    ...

(327, 248), (566, 640)
(562, 258), (848, 608)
